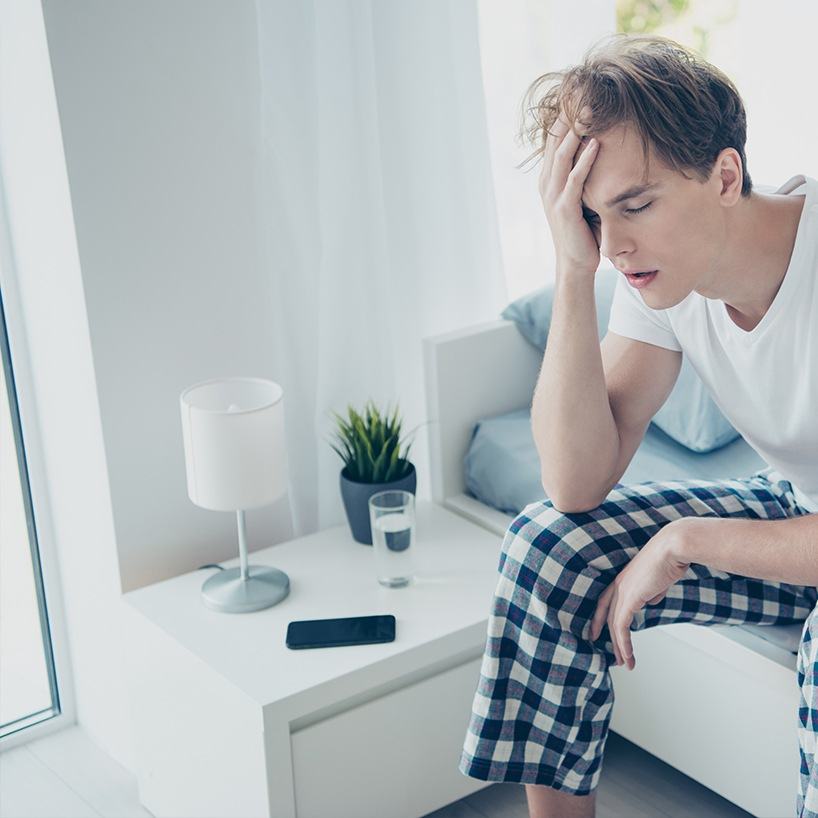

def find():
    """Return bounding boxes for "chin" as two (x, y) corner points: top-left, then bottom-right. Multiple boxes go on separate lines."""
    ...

(643, 284), (692, 310)
(640, 292), (673, 310)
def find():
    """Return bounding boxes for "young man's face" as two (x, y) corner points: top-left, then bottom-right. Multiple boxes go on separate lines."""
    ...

(576, 121), (726, 309)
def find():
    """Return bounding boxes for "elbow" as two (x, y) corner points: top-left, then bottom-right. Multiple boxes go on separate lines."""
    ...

(542, 482), (606, 514)
(551, 496), (605, 514)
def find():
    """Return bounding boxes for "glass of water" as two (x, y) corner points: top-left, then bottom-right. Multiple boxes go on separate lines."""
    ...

(368, 490), (415, 587)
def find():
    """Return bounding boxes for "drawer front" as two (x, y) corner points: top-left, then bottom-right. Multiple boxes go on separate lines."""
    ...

(290, 657), (486, 818)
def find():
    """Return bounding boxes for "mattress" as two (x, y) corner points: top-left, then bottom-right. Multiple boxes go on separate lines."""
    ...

(464, 407), (809, 655)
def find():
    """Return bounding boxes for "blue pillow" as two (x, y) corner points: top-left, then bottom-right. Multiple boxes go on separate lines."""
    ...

(500, 266), (740, 453)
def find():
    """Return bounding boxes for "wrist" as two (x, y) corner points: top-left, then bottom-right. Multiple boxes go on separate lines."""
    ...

(553, 269), (597, 294)
(555, 262), (597, 281)
(664, 518), (696, 566)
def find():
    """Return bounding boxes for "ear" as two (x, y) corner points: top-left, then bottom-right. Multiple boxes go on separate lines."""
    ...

(713, 147), (743, 205)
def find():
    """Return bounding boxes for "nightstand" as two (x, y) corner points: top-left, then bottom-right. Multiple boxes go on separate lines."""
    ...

(123, 500), (504, 818)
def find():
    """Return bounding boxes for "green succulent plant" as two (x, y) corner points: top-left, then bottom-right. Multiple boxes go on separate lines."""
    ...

(328, 400), (417, 484)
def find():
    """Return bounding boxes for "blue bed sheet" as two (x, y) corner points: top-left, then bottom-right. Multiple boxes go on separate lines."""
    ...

(463, 409), (812, 654)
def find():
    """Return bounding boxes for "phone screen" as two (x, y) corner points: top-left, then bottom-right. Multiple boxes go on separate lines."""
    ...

(286, 614), (396, 650)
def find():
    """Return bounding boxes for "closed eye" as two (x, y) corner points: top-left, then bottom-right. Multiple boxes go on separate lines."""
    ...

(582, 201), (652, 225)
(625, 202), (652, 215)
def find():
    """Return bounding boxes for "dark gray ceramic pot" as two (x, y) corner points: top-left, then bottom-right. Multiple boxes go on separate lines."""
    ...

(340, 462), (417, 545)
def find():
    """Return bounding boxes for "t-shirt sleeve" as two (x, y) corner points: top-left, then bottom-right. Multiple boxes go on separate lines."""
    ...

(606, 272), (682, 352)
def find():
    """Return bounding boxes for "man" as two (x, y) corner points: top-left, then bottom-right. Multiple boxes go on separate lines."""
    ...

(458, 33), (818, 818)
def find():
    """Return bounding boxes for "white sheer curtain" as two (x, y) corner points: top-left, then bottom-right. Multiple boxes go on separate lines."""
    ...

(476, 0), (614, 299)
(254, 0), (507, 535)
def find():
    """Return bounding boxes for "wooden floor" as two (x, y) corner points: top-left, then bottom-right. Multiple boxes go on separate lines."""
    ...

(0, 725), (752, 818)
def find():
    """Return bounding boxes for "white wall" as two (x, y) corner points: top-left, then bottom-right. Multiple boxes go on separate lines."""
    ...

(41, 0), (293, 596)
(0, 0), (297, 770)
(0, 0), (120, 763)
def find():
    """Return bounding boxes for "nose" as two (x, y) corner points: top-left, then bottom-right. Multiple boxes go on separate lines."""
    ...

(598, 220), (636, 263)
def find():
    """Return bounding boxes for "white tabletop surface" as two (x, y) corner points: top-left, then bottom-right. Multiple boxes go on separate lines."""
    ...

(123, 501), (505, 708)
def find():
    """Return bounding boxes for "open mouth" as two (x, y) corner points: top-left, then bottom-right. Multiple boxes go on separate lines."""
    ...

(625, 270), (659, 288)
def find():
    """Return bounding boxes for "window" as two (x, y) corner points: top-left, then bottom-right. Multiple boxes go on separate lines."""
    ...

(477, 0), (616, 300)
(617, 0), (818, 189)
(479, 1), (818, 301)
(0, 287), (61, 739)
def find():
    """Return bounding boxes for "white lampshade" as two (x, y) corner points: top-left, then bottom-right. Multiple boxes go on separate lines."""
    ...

(180, 377), (288, 512)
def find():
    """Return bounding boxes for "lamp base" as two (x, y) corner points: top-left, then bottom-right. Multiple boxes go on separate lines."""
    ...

(201, 565), (290, 613)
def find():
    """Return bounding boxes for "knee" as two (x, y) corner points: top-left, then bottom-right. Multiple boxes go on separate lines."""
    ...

(497, 501), (609, 632)
(500, 499), (591, 583)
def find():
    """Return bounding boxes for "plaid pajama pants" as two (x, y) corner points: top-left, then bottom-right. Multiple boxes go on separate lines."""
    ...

(458, 467), (818, 817)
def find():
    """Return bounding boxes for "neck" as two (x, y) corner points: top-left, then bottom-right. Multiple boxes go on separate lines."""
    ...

(697, 188), (805, 330)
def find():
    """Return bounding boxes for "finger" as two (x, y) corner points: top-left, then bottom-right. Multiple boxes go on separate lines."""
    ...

(563, 138), (598, 196)
(590, 591), (602, 640)
(590, 581), (613, 640)
(618, 616), (635, 670)
(610, 621), (622, 666)
(569, 105), (595, 168)
(539, 111), (572, 191)
(576, 105), (593, 130)
(607, 592), (622, 666)
(549, 126), (584, 196)
(542, 108), (571, 166)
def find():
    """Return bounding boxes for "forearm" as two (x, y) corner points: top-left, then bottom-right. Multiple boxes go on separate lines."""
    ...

(532, 273), (619, 507)
(674, 514), (818, 587)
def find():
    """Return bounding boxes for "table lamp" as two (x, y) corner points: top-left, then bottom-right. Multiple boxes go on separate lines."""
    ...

(179, 376), (291, 613)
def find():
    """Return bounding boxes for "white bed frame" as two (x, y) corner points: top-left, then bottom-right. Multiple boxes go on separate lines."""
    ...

(423, 318), (803, 818)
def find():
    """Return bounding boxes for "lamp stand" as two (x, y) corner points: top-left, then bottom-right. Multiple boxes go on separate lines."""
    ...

(201, 509), (291, 613)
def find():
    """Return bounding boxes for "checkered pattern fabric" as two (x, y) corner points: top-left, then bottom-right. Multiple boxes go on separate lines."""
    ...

(799, 614), (818, 817)
(458, 468), (818, 816)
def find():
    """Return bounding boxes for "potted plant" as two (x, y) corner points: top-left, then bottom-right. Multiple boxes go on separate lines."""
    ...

(328, 400), (418, 544)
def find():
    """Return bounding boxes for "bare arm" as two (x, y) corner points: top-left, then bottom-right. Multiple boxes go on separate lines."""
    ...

(531, 104), (681, 511)
(674, 514), (818, 587)
(534, 319), (682, 512)
(532, 273), (618, 511)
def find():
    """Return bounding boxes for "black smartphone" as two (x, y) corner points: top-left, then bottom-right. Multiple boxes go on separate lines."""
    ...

(286, 614), (396, 650)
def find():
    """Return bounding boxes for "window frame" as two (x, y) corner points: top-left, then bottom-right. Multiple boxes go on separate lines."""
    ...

(0, 180), (76, 750)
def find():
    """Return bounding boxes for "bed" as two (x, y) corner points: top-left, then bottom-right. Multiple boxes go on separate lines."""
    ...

(422, 316), (807, 818)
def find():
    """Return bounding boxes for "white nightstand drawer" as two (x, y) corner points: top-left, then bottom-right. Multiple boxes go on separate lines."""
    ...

(290, 656), (485, 818)
(125, 502), (504, 817)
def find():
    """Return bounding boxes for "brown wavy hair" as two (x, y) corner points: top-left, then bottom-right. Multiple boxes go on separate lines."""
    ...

(518, 33), (752, 197)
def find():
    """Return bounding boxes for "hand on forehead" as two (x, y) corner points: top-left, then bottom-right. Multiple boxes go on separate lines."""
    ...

(561, 103), (592, 132)
(556, 104), (594, 159)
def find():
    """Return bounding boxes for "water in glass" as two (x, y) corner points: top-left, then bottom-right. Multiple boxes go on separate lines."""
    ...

(369, 489), (415, 587)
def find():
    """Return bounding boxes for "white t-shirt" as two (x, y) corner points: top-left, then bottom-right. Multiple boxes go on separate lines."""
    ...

(607, 174), (818, 512)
